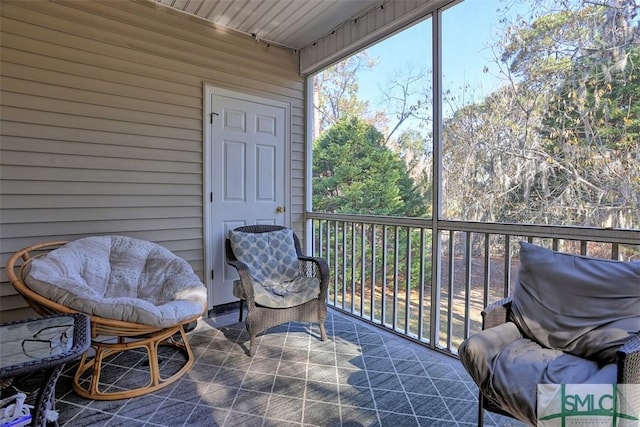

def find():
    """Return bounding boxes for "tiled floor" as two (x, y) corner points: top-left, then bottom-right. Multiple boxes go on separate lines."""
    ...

(7, 309), (525, 426)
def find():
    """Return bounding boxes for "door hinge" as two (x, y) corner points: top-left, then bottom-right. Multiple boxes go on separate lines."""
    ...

(210, 192), (213, 202)
(211, 270), (215, 280)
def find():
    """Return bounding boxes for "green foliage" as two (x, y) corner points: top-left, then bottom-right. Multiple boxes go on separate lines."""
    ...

(313, 117), (427, 217)
(543, 45), (640, 150)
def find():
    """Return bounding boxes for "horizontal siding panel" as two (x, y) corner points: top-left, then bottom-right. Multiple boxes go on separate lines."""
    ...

(1, 218), (202, 239)
(1, 122), (202, 152)
(0, 180), (202, 196)
(1, 61), (200, 109)
(0, 165), (201, 185)
(1, 108), (202, 141)
(2, 91), (201, 130)
(2, 229), (205, 255)
(0, 284), (24, 299)
(67, 0), (299, 67)
(2, 14), (304, 100)
(291, 153), (304, 165)
(1, 137), (201, 162)
(1, 48), (200, 106)
(163, 242), (205, 256)
(2, 39), (304, 107)
(0, 295), (34, 322)
(1, 207), (203, 224)
(1, 309), (38, 324)
(0, 33), (203, 98)
(9, 1), (299, 81)
(0, 195), (203, 209)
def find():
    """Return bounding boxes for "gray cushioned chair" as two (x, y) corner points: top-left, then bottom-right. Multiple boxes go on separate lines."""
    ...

(225, 225), (328, 356)
(458, 242), (640, 426)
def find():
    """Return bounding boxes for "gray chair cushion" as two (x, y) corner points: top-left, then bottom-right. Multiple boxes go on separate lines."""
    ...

(459, 322), (617, 426)
(512, 241), (640, 363)
(233, 276), (320, 308)
(229, 228), (320, 308)
(24, 236), (207, 328)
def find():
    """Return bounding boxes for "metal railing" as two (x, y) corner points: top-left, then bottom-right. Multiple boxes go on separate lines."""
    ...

(307, 212), (640, 357)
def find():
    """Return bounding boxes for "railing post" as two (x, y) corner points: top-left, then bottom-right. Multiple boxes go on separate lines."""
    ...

(482, 234), (491, 311)
(370, 225), (377, 322)
(417, 228), (426, 341)
(360, 223), (366, 317)
(446, 232), (454, 350)
(393, 225), (400, 331)
(463, 232), (472, 341)
(503, 235), (511, 298)
(381, 225), (388, 326)
(404, 227), (412, 335)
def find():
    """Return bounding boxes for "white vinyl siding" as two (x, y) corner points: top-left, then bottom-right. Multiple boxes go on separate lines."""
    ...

(0, 0), (305, 321)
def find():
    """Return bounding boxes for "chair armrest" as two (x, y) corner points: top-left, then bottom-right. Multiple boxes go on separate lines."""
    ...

(225, 258), (256, 303)
(481, 296), (513, 330)
(298, 255), (330, 301)
(617, 333), (640, 384)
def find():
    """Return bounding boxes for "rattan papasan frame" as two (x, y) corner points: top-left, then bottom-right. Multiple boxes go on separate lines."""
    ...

(6, 240), (206, 401)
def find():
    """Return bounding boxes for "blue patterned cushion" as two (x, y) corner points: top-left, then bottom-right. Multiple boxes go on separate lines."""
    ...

(229, 229), (320, 308)
(229, 228), (300, 284)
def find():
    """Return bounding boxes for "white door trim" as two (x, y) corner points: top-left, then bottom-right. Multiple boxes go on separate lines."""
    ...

(202, 83), (291, 309)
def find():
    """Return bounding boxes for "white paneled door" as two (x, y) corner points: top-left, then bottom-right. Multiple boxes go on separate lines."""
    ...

(204, 87), (289, 307)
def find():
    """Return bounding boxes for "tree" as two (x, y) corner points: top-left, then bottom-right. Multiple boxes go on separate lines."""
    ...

(442, 0), (639, 228)
(379, 67), (433, 145)
(312, 52), (377, 138)
(502, 0), (640, 227)
(313, 54), (434, 209)
(313, 117), (427, 217)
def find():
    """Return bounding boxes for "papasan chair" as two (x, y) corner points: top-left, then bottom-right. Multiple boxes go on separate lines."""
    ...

(6, 236), (208, 400)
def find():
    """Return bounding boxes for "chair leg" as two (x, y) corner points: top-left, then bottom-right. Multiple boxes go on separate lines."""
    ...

(319, 321), (327, 341)
(248, 334), (256, 357)
(238, 300), (244, 322)
(477, 392), (484, 427)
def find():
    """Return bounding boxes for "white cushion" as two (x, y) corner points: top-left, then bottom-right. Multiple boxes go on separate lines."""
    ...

(25, 236), (207, 328)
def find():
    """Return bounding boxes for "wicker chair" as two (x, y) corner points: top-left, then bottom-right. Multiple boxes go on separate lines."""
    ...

(6, 236), (208, 400)
(225, 225), (328, 356)
(459, 242), (640, 426)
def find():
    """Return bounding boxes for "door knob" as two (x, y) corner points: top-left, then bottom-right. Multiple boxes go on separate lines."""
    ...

(276, 206), (286, 213)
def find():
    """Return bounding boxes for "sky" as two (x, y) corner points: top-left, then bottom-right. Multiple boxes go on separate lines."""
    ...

(355, 0), (522, 122)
